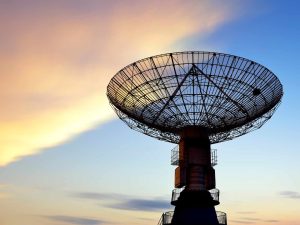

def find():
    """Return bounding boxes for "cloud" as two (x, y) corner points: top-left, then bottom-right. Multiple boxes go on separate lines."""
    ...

(137, 217), (154, 221)
(240, 218), (279, 223)
(72, 192), (129, 201)
(231, 217), (279, 224)
(231, 220), (255, 224)
(237, 212), (257, 215)
(0, 0), (239, 166)
(279, 191), (300, 199)
(241, 217), (260, 221)
(232, 212), (279, 224)
(108, 199), (170, 211)
(72, 191), (170, 212)
(45, 215), (105, 225)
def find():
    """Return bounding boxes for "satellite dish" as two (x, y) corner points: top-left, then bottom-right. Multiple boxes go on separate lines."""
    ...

(107, 51), (283, 225)
(107, 51), (282, 144)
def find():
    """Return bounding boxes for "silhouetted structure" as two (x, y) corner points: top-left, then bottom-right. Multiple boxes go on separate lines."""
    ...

(107, 51), (283, 225)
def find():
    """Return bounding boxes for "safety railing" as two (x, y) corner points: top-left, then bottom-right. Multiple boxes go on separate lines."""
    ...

(157, 211), (173, 225)
(171, 188), (220, 204)
(211, 148), (218, 166)
(217, 211), (227, 225)
(171, 145), (179, 165)
(171, 187), (185, 203)
(171, 145), (218, 166)
(209, 188), (220, 203)
(157, 210), (227, 225)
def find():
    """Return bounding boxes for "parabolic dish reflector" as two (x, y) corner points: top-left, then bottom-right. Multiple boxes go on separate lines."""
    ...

(107, 51), (283, 143)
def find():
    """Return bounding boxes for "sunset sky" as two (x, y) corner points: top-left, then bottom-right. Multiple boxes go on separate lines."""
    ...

(0, 1), (299, 225)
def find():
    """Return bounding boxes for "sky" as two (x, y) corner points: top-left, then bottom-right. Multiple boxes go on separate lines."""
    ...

(0, 0), (299, 225)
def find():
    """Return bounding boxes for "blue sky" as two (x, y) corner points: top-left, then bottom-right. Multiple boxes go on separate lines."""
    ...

(0, 1), (299, 225)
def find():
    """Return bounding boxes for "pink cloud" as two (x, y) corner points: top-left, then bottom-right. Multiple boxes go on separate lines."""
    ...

(0, 0), (239, 166)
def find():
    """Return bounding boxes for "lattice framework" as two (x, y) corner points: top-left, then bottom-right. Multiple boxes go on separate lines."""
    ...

(107, 51), (283, 143)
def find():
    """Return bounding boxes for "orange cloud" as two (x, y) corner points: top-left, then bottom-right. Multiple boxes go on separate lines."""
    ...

(0, 0), (238, 166)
